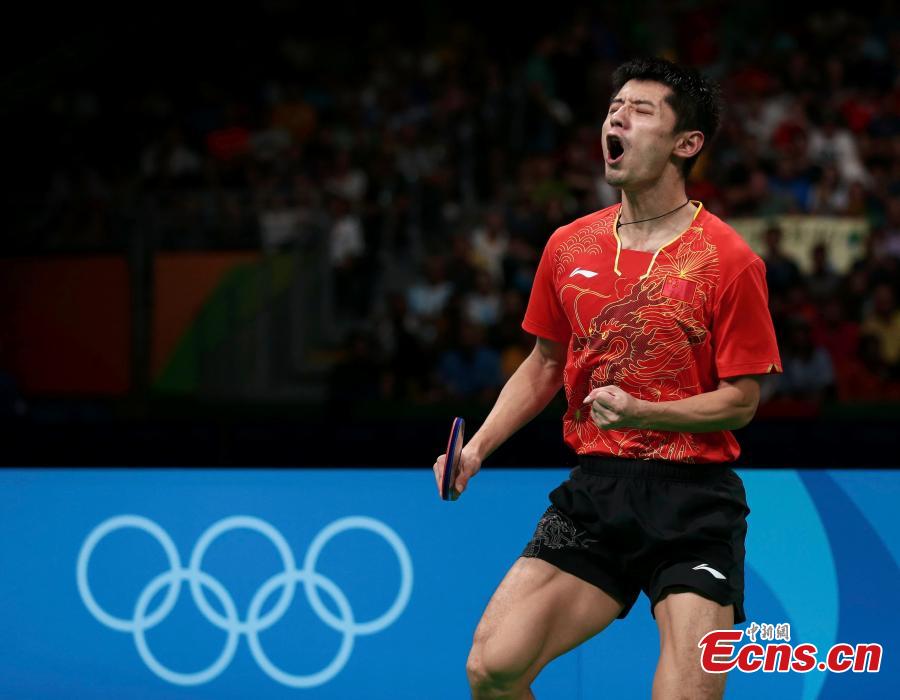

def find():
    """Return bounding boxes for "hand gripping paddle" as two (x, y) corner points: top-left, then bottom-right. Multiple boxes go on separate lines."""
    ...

(440, 417), (465, 501)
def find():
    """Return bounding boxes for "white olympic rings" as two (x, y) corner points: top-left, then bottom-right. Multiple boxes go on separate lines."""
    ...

(76, 514), (413, 688)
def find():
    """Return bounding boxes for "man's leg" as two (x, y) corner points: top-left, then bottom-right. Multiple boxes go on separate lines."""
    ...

(467, 556), (624, 700)
(652, 590), (735, 700)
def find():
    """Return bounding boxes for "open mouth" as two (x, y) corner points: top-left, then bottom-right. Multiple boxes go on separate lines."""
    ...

(606, 134), (625, 164)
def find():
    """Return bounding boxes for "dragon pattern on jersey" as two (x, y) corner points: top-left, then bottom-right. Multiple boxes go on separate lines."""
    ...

(552, 215), (721, 462)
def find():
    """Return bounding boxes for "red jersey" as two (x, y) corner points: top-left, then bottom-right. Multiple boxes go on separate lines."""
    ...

(522, 202), (782, 463)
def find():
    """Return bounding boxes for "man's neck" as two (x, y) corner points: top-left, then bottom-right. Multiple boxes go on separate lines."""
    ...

(617, 178), (696, 252)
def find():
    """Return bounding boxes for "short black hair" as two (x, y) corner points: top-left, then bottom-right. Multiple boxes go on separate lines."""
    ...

(611, 57), (722, 178)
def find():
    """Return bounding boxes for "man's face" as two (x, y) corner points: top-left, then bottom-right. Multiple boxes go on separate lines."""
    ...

(602, 80), (681, 188)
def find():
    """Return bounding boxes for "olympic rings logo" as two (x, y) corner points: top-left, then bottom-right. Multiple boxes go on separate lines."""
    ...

(76, 514), (413, 688)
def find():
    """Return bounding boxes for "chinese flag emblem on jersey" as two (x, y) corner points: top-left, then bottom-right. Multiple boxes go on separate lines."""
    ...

(661, 275), (697, 303)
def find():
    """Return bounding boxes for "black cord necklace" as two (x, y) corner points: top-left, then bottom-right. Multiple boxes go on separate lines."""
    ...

(616, 199), (690, 230)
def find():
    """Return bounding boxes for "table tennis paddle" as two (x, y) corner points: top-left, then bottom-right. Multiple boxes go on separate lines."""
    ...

(440, 417), (465, 501)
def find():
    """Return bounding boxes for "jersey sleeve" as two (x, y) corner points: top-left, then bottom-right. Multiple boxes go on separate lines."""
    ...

(712, 258), (783, 379)
(521, 239), (571, 343)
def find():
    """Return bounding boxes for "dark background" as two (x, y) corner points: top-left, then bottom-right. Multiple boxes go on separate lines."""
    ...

(2, 1), (899, 466)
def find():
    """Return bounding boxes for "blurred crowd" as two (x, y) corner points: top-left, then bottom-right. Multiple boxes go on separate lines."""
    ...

(7, 3), (900, 406)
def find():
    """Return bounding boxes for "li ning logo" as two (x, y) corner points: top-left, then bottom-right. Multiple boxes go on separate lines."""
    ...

(693, 563), (726, 580)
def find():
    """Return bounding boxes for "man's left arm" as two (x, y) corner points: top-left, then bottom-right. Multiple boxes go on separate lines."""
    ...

(584, 377), (761, 433)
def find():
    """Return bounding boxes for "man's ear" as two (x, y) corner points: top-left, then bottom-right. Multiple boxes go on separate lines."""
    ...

(673, 130), (705, 160)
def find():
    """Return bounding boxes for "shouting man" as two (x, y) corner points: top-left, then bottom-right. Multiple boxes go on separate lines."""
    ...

(433, 57), (782, 699)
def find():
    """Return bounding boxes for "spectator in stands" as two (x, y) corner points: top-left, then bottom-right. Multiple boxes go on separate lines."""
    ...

(783, 282), (819, 326)
(407, 256), (455, 344)
(752, 167), (798, 217)
(470, 206), (510, 283)
(325, 149), (368, 205)
(843, 180), (869, 217)
(812, 297), (860, 373)
(837, 334), (900, 401)
(205, 104), (251, 166)
(464, 271), (502, 327)
(437, 321), (502, 400)
(808, 109), (870, 187)
(861, 283), (900, 370)
(259, 192), (305, 252)
(496, 291), (532, 380)
(808, 165), (850, 215)
(806, 243), (842, 304)
(141, 126), (202, 185)
(767, 155), (813, 213)
(328, 193), (367, 316)
(269, 84), (317, 145)
(522, 33), (566, 154)
(763, 225), (802, 296)
(776, 319), (835, 401)
(374, 292), (430, 400)
(850, 228), (899, 292)
(446, 233), (479, 297)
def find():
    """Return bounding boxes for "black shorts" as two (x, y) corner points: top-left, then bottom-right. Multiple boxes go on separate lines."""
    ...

(522, 455), (751, 624)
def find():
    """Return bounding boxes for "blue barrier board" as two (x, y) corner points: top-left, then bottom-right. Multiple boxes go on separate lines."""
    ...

(0, 468), (897, 698)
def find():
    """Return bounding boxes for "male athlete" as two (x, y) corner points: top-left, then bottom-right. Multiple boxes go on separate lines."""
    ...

(432, 57), (782, 699)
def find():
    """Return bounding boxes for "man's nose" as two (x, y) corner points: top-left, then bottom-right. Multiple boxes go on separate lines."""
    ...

(610, 109), (625, 129)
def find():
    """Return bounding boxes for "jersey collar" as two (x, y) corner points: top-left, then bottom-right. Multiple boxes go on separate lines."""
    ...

(612, 200), (705, 279)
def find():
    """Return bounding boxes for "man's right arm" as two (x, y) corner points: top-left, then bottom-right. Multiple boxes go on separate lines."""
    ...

(441, 335), (566, 496)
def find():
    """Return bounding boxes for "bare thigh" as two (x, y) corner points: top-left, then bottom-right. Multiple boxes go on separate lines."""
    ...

(468, 556), (624, 687)
(652, 591), (735, 700)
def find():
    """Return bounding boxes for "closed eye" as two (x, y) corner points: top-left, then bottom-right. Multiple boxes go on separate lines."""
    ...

(608, 105), (654, 116)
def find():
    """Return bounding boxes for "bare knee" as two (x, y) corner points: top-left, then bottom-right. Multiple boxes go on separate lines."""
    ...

(466, 636), (531, 699)
(656, 647), (725, 697)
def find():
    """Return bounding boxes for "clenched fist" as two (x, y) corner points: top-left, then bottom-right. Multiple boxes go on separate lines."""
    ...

(583, 385), (647, 430)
